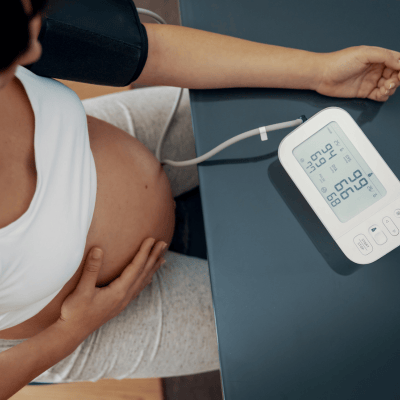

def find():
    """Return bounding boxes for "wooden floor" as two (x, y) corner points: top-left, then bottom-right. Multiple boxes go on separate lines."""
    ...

(10, 378), (164, 400)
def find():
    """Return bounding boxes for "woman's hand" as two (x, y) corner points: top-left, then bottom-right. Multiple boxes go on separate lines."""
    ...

(57, 238), (168, 337)
(315, 45), (400, 102)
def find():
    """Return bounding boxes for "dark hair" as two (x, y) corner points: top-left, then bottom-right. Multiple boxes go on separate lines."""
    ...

(0, 0), (49, 73)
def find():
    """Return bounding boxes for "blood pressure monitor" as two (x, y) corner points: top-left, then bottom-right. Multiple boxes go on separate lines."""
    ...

(278, 107), (400, 265)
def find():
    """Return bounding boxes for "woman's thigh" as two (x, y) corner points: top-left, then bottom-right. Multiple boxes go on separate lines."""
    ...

(29, 250), (220, 382)
(81, 86), (200, 199)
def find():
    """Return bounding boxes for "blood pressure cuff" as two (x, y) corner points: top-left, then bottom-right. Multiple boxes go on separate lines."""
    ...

(26, 0), (148, 87)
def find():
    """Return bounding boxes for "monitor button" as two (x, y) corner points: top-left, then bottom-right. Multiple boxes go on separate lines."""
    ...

(369, 225), (387, 245)
(354, 234), (373, 255)
(382, 216), (399, 236)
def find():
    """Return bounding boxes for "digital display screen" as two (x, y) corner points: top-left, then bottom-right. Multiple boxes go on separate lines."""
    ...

(292, 121), (386, 223)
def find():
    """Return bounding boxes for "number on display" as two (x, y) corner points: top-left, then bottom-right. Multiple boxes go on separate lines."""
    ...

(327, 169), (368, 207)
(307, 143), (336, 173)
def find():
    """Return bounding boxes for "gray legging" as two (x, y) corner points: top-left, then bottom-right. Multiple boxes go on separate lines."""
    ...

(0, 86), (220, 382)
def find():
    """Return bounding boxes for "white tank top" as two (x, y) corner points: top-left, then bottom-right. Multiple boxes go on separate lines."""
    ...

(0, 65), (97, 330)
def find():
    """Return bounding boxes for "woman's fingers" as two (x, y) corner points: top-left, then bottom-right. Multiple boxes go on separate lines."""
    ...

(380, 80), (397, 97)
(75, 247), (104, 295)
(144, 241), (167, 269)
(378, 73), (398, 87)
(108, 238), (155, 291)
(122, 238), (166, 286)
(377, 70), (399, 98)
(129, 249), (167, 299)
(135, 256), (166, 295)
(135, 240), (166, 279)
(375, 75), (398, 100)
(382, 67), (394, 80)
(134, 243), (167, 286)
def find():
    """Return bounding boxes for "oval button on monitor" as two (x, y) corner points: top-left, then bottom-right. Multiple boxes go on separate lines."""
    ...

(369, 224), (387, 245)
(383, 216), (399, 236)
(354, 234), (373, 255)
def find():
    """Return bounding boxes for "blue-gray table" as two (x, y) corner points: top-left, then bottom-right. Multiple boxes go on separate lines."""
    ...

(178, 0), (400, 398)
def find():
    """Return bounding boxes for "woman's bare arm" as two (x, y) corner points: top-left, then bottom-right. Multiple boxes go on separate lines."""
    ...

(0, 320), (85, 400)
(134, 23), (324, 91)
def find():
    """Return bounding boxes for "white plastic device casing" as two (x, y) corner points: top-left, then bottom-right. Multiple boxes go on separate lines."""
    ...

(278, 106), (400, 265)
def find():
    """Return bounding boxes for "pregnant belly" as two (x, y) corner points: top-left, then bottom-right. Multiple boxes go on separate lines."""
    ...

(0, 116), (176, 340)
(84, 115), (176, 287)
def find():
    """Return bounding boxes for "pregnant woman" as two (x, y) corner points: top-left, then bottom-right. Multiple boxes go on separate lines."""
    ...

(1, 0), (400, 397)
